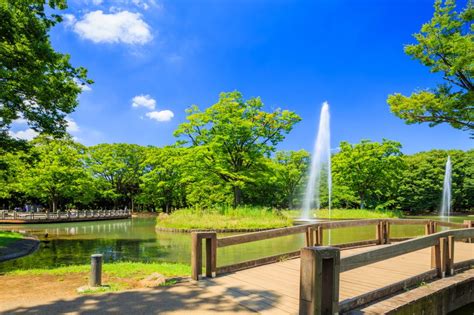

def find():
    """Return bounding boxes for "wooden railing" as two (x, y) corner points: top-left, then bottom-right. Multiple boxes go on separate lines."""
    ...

(190, 218), (471, 280)
(299, 226), (474, 314)
(0, 209), (131, 222)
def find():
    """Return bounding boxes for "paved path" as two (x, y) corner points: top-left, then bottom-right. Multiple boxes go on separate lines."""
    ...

(0, 282), (256, 314)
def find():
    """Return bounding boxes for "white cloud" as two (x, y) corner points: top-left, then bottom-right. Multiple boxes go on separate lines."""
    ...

(145, 110), (174, 122)
(63, 14), (77, 27)
(72, 10), (152, 45)
(92, 0), (103, 4)
(9, 128), (38, 141)
(132, 94), (156, 109)
(12, 116), (28, 125)
(66, 117), (80, 133)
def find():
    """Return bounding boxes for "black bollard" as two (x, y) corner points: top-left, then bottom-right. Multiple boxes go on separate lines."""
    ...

(90, 254), (103, 287)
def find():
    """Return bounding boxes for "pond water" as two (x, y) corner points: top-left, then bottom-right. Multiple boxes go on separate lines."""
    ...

(0, 216), (471, 273)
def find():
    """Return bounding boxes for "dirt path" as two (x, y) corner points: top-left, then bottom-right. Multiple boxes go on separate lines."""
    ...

(0, 274), (255, 314)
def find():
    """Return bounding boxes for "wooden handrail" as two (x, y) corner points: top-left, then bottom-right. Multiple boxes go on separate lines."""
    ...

(200, 218), (474, 281)
(341, 228), (474, 272)
(300, 226), (474, 314)
(217, 218), (457, 248)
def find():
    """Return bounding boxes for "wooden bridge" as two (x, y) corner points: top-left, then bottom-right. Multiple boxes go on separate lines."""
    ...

(191, 219), (474, 314)
(0, 209), (131, 224)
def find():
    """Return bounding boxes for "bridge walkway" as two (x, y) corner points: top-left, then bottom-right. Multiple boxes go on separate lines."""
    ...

(200, 242), (474, 314)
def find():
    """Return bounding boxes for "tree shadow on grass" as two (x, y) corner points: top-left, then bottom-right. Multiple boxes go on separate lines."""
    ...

(4, 281), (281, 314)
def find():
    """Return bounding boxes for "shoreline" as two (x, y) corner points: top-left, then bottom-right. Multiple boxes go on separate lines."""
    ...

(0, 234), (40, 263)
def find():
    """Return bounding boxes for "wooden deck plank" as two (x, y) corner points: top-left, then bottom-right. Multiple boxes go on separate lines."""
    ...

(203, 242), (474, 314)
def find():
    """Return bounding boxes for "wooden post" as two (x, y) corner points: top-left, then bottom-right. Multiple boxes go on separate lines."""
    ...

(191, 232), (217, 280)
(90, 254), (103, 287)
(376, 221), (384, 245)
(316, 226), (323, 246)
(446, 235), (455, 277)
(205, 233), (217, 278)
(425, 222), (432, 235)
(434, 237), (447, 278)
(299, 246), (340, 315)
(14, 211), (17, 220)
(464, 220), (473, 243)
(306, 227), (314, 246)
(426, 221), (438, 268)
(191, 232), (203, 281)
(384, 221), (391, 244)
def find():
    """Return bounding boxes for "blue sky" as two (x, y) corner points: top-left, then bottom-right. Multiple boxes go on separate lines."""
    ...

(11, 0), (472, 153)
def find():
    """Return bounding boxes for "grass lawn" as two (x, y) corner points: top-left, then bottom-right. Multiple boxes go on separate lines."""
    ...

(157, 207), (293, 230)
(6, 262), (190, 278)
(286, 208), (402, 219)
(0, 231), (23, 247)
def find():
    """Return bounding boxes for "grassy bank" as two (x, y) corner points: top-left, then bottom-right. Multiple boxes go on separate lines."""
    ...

(0, 231), (23, 247)
(285, 209), (403, 220)
(287, 208), (401, 219)
(5, 262), (190, 278)
(156, 207), (293, 230)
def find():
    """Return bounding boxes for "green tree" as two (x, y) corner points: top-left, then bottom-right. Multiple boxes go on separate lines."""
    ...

(397, 149), (473, 212)
(332, 139), (404, 209)
(0, 0), (92, 147)
(139, 147), (188, 212)
(20, 137), (91, 211)
(174, 91), (301, 207)
(87, 143), (145, 210)
(387, 0), (473, 134)
(272, 150), (310, 209)
(0, 151), (27, 207)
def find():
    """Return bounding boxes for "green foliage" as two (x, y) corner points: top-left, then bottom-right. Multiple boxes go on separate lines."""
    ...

(156, 207), (293, 230)
(139, 146), (189, 211)
(387, 0), (473, 134)
(20, 136), (93, 211)
(272, 150), (310, 208)
(0, 0), (92, 147)
(86, 143), (146, 210)
(174, 91), (301, 207)
(332, 139), (404, 209)
(397, 149), (473, 212)
(0, 231), (23, 247)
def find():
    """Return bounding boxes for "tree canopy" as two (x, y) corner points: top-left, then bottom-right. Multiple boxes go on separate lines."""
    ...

(332, 140), (404, 209)
(174, 91), (301, 207)
(0, 0), (91, 150)
(387, 0), (473, 135)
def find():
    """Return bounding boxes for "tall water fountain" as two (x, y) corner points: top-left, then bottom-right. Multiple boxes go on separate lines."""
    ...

(300, 102), (332, 221)
(440, 156), (452, 222)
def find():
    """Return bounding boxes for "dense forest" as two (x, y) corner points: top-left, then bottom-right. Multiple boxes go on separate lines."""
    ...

(1, 93), (472, 214)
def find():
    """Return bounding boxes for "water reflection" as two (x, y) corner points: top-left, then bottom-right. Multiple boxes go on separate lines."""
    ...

(0, 216), (470, 272)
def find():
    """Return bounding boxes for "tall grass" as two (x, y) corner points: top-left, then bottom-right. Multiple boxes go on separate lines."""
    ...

(157, 206), (293, 230)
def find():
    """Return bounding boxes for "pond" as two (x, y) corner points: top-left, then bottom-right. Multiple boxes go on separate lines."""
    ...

(0, 215), (471, 273)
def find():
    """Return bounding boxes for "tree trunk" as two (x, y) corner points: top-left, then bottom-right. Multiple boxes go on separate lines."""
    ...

(233, 186), (242, 208)
(52, 198), (57, 212)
